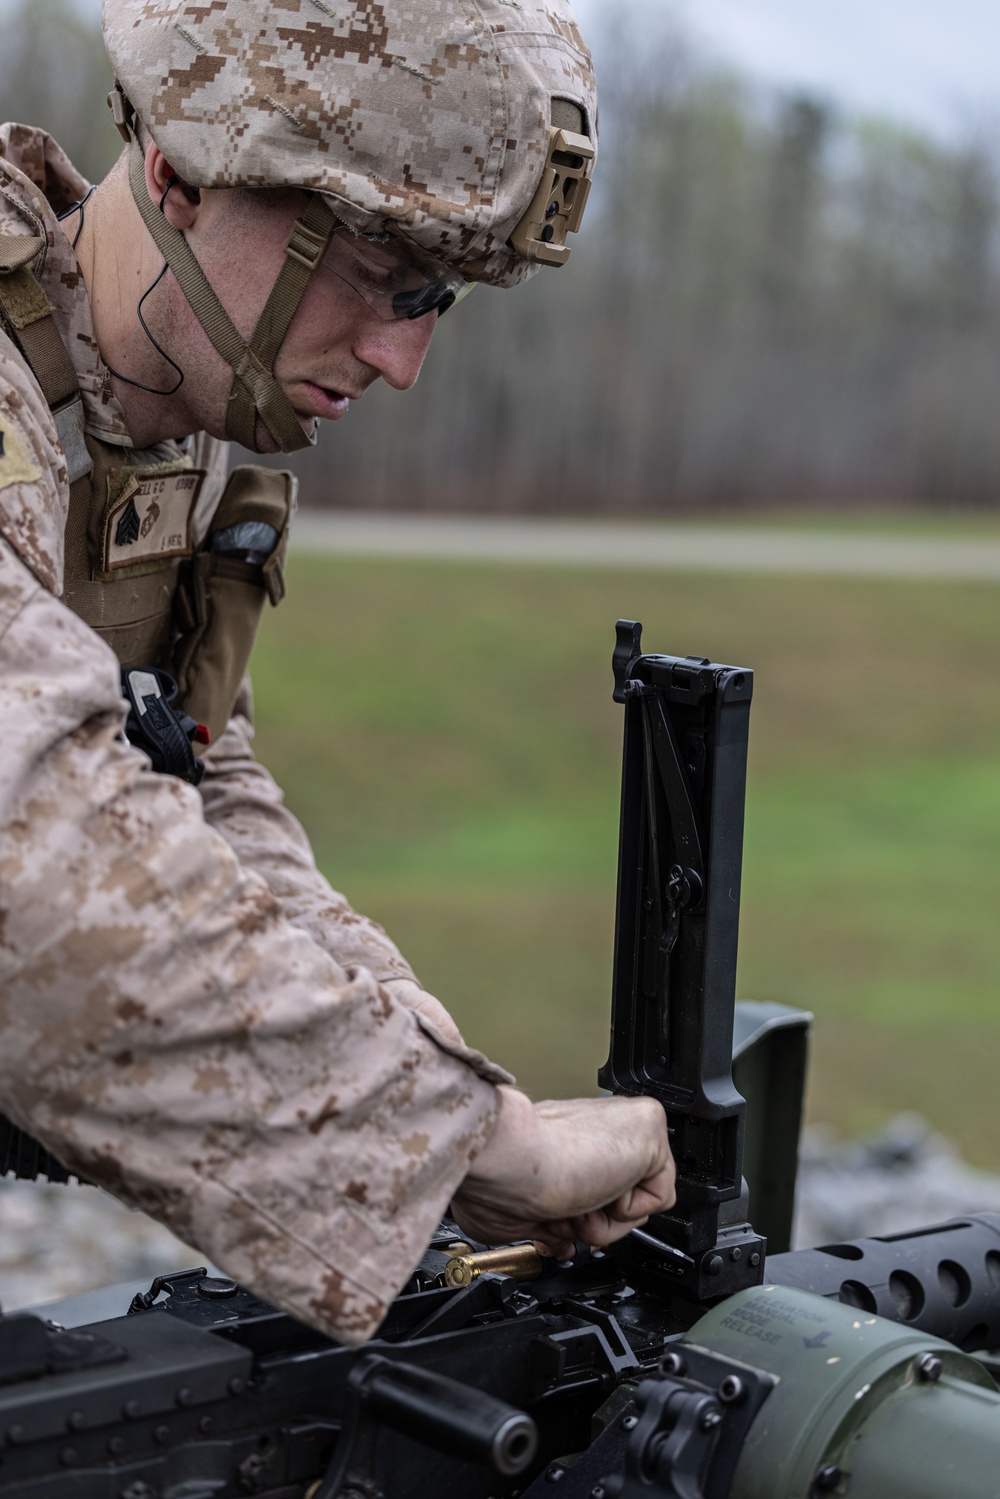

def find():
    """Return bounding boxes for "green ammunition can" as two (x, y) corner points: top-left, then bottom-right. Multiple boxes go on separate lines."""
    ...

(686, 1284), (1000, 1498)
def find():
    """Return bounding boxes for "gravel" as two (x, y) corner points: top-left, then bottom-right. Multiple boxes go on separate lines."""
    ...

(0, 1176), (200, 1312)
(792, 1113), (1000, 1249)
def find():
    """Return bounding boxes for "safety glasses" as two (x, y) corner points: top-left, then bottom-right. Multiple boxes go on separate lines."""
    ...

(317, 226), (473, 321)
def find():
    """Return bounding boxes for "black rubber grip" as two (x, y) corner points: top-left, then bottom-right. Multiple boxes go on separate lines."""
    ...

(356, 1355), (538, 1476)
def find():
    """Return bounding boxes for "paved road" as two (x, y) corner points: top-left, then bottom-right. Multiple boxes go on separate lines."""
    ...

(290, 513), (1000, 580)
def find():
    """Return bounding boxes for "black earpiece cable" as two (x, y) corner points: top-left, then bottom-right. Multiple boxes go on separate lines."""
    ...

(57, 185), (97, 249)
(64, 176), (186, 397)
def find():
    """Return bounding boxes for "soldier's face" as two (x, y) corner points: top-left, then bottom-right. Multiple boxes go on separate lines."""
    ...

(164, 183), (441, 452)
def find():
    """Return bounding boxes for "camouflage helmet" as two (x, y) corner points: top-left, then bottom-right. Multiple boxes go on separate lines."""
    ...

(102, 0), (598, 290)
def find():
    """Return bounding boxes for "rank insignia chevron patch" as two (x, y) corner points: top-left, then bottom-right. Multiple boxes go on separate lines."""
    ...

(115, 497), (141, 548)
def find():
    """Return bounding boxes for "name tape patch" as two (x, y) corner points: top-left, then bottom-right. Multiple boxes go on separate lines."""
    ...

(103, 467), (204, 572)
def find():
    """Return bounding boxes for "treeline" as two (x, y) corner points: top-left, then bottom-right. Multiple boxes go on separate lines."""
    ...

(5, 0), (1000, 511)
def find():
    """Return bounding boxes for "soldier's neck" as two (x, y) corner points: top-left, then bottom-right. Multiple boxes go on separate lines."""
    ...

(60, 167), (203, 451)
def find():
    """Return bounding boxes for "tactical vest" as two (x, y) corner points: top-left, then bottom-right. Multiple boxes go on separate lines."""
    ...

(0, 236), (296, 1185)
(0, 236), (294, 747)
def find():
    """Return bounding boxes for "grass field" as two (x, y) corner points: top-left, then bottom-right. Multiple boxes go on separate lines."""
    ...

(248, 552), (1000, 1166)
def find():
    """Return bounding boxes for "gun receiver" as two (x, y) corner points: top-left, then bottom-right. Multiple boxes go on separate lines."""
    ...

(599, 621), (765, 1305)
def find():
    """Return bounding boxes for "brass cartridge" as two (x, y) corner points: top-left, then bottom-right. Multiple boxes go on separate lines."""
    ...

(441, 1243), (545, 1289)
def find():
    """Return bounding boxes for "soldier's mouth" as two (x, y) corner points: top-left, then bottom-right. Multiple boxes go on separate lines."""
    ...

(301, 383), (353, 420)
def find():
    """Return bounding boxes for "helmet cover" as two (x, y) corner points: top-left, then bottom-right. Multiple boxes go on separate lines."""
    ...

(102, 0), (598, 287)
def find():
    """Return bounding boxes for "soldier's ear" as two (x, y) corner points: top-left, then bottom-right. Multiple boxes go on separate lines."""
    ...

(143, 142), (202, 232)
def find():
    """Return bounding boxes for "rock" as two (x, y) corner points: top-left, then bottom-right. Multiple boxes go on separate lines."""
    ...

(0, 1176), (197, 1311)
(792, 1115), (1000, 1249)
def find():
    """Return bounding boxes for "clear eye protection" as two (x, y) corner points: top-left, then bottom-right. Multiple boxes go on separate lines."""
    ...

(312, 226), (473, 321)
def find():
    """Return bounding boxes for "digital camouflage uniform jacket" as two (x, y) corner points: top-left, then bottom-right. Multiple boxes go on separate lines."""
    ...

(0, 123), (504, 1345)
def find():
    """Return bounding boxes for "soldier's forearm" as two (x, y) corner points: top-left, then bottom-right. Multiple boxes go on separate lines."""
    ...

(199, 698), (420, 984)
(0, 543), (500, 1346)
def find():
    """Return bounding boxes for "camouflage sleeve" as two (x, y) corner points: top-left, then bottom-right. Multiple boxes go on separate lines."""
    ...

(0, 536), (500, 1346)
(199, 678), (420, 985)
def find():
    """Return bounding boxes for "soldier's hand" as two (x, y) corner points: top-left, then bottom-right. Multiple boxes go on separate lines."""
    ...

(451, 1086), (675, 1258)
(383, 978), (465, 1048)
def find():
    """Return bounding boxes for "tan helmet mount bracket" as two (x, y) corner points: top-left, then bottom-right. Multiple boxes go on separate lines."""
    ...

(107, 83), (335, 454)
(509, 126), (595, 268)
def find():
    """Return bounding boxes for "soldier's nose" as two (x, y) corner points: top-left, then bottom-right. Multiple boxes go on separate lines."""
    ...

(353, 313), (437, 391)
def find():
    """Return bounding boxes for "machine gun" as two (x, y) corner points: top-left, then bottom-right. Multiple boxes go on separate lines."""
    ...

(2, 622), (1000, 1498)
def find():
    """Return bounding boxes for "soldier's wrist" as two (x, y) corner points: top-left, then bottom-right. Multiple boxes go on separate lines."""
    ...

(463, 1085), (537, 1188)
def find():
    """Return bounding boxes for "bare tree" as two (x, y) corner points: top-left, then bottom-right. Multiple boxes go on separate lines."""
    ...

(5, 0), (1000, 512)
(0, 0), (118, 185)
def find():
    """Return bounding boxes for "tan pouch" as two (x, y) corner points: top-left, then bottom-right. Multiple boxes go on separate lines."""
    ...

(173, 465), (295, 744)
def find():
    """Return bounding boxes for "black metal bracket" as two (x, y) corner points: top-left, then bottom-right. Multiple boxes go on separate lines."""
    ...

(0, 1313), (127, 1387)
(628, 1222), (766, 1304)
(600, 1346), (774, 1499)
(407, 1272), (522, 1338)
(600, 622), (764, 1295)
(530, 1307), (639, 1405)
(128, 1267), (209, 1315)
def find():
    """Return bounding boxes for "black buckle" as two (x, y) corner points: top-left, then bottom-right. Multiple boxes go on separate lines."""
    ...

(121, 667), (207, 786)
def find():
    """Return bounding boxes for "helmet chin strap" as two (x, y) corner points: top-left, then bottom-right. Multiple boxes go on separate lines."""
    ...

(124, 130), (336, 453)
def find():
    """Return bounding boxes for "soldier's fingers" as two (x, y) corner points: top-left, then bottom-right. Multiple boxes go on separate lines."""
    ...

(568, 1208), (651, 1249)
(609, 1162), (677, 1222)
(533, 1231), (577, 1259)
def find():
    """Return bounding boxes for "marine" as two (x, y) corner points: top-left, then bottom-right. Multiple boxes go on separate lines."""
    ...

(0, 0), (674, 1345)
